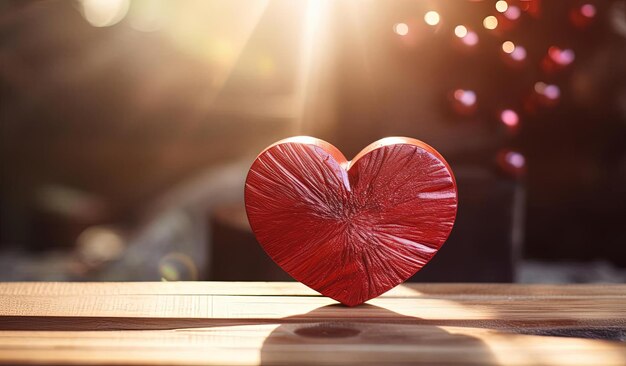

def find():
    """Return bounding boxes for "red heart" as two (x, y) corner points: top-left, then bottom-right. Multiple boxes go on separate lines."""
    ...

(245, 137), (458, 306)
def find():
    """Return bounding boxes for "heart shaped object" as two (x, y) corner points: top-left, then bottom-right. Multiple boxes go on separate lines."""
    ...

(245, 137), (458, 306)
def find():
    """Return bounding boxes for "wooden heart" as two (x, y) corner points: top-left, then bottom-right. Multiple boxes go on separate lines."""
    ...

(245, 137), (458, 306)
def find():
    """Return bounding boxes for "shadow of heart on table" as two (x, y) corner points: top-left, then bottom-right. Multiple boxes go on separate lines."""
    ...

(260, 304), (496, 365)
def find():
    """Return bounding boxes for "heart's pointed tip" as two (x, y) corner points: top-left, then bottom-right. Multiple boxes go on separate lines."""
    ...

(338, 300), (364, 307)
(332, 295), (374, 307)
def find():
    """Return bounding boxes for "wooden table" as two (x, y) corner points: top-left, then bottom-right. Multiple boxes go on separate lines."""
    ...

(0, 282), (625, 365)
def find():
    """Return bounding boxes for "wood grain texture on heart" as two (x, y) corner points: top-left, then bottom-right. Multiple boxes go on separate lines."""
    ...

(245, 136), (458, 306)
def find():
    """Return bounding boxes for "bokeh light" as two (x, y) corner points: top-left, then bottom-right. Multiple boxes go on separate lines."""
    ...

(510, 45), (527, 61)
(454, 25), (478, 47)
(504, 5), (521, 20)
(462, 31), (479, 46)
(570, 3), (597, 28)
(500, 109), (519, 127)
(424, 11), (440, 26)
(581, 4), (597, 18)
(544, 85), (560, 100)
(548, 47), (575, 66)
(454, 89), (477, 106)
(80, 0), (130, 27)
(495, 0), (509, 13)
(534, 81), (547, 94)
(501, 41), (526, 64)
(2, 0), (621, 289)
(505, 151), (526, 168)
(483, 16), (498, 30)
(535, 81), (561, 104)
(505, 151), (525, 169)
(497, 149), (526, 177)
(394, 22), (409, 36)
(454, 25), (468, 38)
(452, 88), (478, 115)
(76, 226), (125, 266)
(502, 41), (515, 53)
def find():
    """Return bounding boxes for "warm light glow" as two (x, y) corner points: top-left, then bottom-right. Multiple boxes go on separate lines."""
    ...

(371, 296), (494, 320)
(76, 226), (125, 264)
(483, 16), (498, 30)
(394, 22), (409, 36)
(128, 0), (168, 32)
(256, 54), (275, 78)
(504, 5), (521, 20)
(500, 109), (519, 127)
(293, 0), (330, 133)
(495, 0), (508, 13)
(424, 11), (440, 26)
(454, 25), (468, 38)
(156, 0), (270, 103)
(502, 41), (515, 53)
(80, 0), (130, 27)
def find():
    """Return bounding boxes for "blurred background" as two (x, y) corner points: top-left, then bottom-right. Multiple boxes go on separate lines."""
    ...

(1, 0), (625, 283)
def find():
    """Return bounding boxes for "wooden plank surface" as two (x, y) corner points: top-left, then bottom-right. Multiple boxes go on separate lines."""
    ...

(0, 282), (625, 365)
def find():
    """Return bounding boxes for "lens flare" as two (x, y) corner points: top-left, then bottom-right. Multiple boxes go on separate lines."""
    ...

(159, 252), (198, 281)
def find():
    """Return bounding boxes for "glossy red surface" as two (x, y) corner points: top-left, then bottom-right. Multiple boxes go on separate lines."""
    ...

(245, 137), (458, 306)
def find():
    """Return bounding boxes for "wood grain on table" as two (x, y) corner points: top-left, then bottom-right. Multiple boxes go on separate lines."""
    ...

(0, 282), (624, 365)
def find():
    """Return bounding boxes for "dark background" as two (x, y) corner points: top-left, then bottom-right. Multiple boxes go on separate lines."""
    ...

(1, 0), (625, 282)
